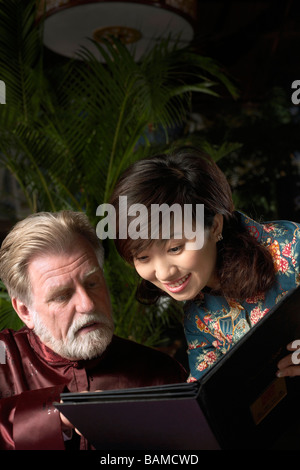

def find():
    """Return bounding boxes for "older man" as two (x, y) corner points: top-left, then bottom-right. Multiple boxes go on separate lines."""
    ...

(0, 211), (186, 450)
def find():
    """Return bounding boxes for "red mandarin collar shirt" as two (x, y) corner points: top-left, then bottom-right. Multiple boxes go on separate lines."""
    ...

(0, 328), (186, 450)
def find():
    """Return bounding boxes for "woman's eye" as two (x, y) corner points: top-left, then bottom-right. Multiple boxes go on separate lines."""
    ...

(169, 245), (183, 254)
(135, 255), (149, 262)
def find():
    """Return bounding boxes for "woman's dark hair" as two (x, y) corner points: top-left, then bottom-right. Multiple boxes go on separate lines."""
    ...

(110, 146), (276, 302)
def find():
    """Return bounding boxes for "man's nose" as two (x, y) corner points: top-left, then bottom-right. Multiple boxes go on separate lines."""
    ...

(76, 287), (95, 313)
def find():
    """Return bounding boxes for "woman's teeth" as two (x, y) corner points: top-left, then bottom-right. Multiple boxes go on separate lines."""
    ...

(168, 274), (190, 287)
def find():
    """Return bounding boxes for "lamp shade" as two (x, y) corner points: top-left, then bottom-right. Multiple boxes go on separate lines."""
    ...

(37, 0), (197, 61)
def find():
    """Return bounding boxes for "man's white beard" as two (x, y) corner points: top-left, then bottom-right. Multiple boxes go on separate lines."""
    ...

(31, 310), (114, 361)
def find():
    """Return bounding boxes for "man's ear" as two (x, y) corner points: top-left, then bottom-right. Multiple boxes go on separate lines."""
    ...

(11, 298), (34, 329)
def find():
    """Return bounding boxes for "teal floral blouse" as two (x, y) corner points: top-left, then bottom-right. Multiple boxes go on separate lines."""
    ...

(184, 212), (300, 382)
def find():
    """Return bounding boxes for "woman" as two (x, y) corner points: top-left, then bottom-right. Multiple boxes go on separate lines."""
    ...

(109, 146), (300, 381)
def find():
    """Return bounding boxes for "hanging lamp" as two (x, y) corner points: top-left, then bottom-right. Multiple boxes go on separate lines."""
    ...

(37, 0), (197, 61)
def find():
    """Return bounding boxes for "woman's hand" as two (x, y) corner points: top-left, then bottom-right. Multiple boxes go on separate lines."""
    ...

(277, 340), (300, 378)
(60, 412), (75, 433)
(60, 390), (103, 437)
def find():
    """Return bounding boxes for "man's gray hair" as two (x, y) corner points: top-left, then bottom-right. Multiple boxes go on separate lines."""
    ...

(0, 211), (104, 305)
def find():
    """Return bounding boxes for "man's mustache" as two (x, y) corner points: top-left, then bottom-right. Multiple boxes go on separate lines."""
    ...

(68, 313), (114, 339)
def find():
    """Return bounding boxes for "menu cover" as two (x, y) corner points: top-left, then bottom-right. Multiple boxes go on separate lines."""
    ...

(55, 381), (220, 450)
(56, 286), (300, 450)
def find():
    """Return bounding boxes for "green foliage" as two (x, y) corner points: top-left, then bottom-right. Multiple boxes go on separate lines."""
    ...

(0, 281), (23, 331)
(0, 0), (237, 345)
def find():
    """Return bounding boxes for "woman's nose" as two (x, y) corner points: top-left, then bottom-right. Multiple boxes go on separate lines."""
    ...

(154, 259), (177, 282)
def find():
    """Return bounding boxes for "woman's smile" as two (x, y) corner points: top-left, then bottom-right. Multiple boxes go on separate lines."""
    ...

(163, 273), (191, 293)
(133, 232), (220, 301)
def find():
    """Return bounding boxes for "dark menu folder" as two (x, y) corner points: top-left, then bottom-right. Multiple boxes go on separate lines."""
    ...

(56, 381), (220, 450)
(56, 286), (300, 450)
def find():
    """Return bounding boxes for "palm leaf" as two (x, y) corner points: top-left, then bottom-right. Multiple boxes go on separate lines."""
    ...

(0, 0), (47, 120)
(0, 0), (239, 344)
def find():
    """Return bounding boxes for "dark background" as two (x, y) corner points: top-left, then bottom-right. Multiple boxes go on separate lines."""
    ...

(42, 0), (300, 223)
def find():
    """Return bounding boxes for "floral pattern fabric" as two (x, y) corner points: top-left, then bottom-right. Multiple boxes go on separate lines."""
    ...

(184, 212), (300, 382)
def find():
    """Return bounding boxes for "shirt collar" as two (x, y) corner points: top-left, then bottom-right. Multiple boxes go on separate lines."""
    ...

(235, 211), (263, 243)
(27, 328), (112, 368)
(28, 328), (79, 366)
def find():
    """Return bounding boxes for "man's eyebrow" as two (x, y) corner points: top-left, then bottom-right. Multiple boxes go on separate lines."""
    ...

(83, 266), (102, 279)
(45, 267), (102, 301)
